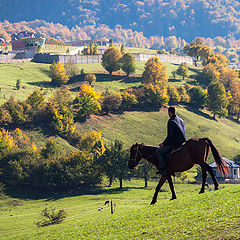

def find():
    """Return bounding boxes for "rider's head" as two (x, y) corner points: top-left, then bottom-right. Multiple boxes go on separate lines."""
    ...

(168, 106), (176, 118)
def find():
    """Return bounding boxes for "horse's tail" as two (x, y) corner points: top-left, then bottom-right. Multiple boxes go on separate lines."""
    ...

(201, 138), (230, 178)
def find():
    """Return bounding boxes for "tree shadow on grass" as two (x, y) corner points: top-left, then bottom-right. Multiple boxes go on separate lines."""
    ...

(27, 81), (53, 88)
(68, 73), (142, 84)
(5, 185), (147, 201)
(185, 106), (216, 121)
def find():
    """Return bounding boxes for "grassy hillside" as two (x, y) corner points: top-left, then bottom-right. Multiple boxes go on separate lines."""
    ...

(77, 107), (240, 161)
(0, 62), (200, 104)
(1, 182), (240, 239)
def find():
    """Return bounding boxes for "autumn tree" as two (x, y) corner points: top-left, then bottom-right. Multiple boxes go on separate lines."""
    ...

(84, 73), (96, 85)
(121, 52), (136, 76)
(101, 91), (122, 114)
(207, 81), (228, 119)
(73, 84), (101, 121)
(49, 61), (69, 86)
(26, 88), (45, 109)
(197, 64), (220, 85)
(101, 46), (122, 74)
(176, 62), (189, 80)
(228, 79), (240, 121)
(48, 88), (75, 136)
(142, 56), (168, 87)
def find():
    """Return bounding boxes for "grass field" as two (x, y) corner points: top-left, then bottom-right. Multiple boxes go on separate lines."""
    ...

(1, 182), (240, 239)
(0, 62), (201, 104)
(77, 107), (240, 162)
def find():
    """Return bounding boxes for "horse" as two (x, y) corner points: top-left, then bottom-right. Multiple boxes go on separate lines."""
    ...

(128, 138), (229, 205)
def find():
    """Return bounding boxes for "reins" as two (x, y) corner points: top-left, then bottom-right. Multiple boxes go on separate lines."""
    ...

(130, 145), (158, 167)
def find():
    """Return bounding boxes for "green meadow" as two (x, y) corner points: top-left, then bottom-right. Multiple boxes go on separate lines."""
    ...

(0, 61), (201, 104)
(77, 107), (240, 162)
(1, 182), (240, 239)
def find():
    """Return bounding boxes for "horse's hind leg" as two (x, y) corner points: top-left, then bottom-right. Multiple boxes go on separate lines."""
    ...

(167, 175), (177, 200)
(203, 162), (219, 190)
(199, 164), (207, 194)
(151, 175), (167, 205)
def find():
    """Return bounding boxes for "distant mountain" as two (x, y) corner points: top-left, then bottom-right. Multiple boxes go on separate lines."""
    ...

(1, 0), (240, 41)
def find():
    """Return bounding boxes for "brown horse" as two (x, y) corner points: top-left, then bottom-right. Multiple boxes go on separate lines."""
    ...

(128, 138), (229, 205)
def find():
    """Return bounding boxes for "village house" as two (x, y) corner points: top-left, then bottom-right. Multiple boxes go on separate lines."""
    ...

(209, 157), (240, 180)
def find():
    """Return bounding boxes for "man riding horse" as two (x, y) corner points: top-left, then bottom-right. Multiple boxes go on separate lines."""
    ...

(156, 106), (187, 175)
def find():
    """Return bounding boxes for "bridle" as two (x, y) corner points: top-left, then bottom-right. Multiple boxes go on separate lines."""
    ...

(129, 146), (143, 163)
(129, 144), (159, 167)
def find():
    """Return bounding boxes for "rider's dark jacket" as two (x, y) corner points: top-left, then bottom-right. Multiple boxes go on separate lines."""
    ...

(162, 114), (187, 148)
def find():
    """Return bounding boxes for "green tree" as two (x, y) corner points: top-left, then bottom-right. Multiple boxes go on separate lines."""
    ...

(188, 86), (207, 109)
(207, 81), (228, 119)
(109, 38), (113, 47)
(176, 62), (189, 80)
(102, 46), (122, 74)
(101, 140), (130, 188)
(16, 79), (21, 90)
(121, 52), (136, 76)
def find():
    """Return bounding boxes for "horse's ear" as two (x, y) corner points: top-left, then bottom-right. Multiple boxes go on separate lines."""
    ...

(140, 143), (144, 146)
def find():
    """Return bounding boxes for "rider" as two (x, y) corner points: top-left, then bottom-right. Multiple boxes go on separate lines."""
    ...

(156, 106), (187, 175)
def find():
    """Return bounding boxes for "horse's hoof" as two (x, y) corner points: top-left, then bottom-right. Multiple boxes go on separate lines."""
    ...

(214, 187), (219, 191)
(150, 201), (156, 205)
(170, 197), (176, 201)
(199, 191), (204, 194)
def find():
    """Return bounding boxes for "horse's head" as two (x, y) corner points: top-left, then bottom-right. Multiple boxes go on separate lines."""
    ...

(128, 143), (143, 170)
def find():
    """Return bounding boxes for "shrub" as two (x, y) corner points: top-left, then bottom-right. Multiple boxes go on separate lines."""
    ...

(84, 73), (96, 85)
(102, 91), (122, 114)
(36, 208), (67, 227)
(64, 63), (80, 77)
(121, 89), (138, 110)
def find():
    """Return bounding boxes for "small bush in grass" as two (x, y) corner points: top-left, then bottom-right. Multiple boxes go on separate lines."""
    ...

(36, 208), (67, 227)
(84, 73), (96, 85)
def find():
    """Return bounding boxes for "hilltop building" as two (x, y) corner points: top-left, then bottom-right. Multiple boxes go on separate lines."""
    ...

(11, 37), (46, 58)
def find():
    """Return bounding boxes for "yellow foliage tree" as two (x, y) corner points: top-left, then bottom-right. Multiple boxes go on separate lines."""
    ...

(142, 56), (168, 87)
(101, 46), (122, 74)
(49, 61), (69, 86)
(73, 84), (101, 121)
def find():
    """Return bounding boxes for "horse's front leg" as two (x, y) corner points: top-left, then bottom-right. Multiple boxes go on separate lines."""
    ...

(150, 175), (167, 205)
(167, 175), (177, 200)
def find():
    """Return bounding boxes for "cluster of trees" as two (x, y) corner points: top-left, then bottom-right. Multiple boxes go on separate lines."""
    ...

(2, 0), (240, 41)
(0, 88), (135, 189)
(102, 46), (136, 76)
(1, 19), (239, 64)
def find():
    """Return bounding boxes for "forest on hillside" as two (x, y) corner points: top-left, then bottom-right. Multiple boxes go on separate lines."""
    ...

(1, 0), (240, 41)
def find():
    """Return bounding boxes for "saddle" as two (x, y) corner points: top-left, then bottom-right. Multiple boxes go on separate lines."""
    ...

(163, 145), (184, 162)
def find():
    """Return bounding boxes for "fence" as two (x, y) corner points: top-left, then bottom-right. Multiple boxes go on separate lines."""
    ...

(0, 52), (194, 65)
